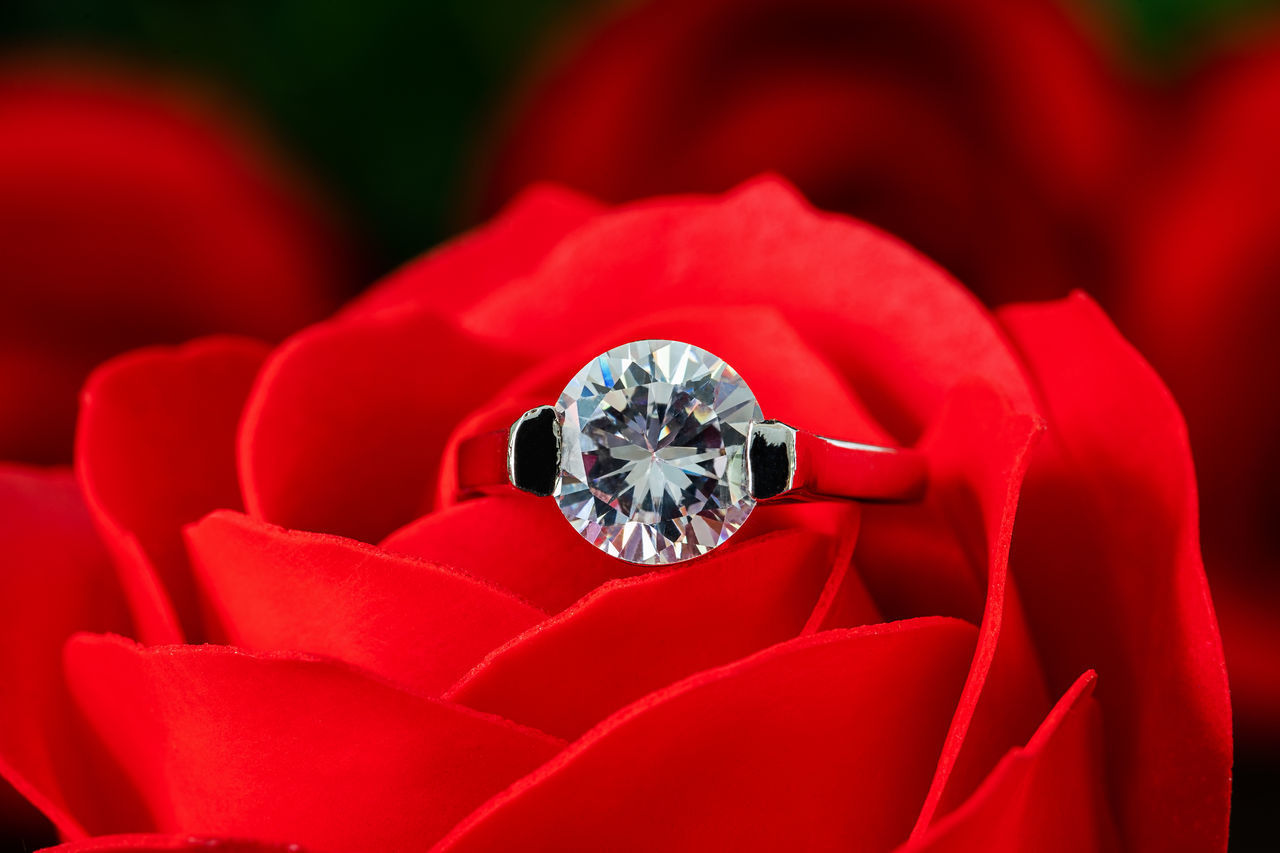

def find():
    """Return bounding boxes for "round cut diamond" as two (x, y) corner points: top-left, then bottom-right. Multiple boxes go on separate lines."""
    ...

(555, 340), (762, 564)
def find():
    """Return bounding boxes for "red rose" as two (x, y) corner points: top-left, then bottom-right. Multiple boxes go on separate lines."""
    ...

(476, 0), (1280, 762)
(0, 58), (350, 464)
(0, 179), (1228, 851)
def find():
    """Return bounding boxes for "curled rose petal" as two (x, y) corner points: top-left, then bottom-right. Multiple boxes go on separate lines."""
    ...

(438, 617), (976, 852)
(64, 635), (565, 851)
(238, 185), (626, 545)
(383, 493), (857, 616)
(463, 178), (1036, 440)
(456, 304), (890, 446)
(902, 671), (1120, 852)
(885, 383), (1052, 834)
(447, 528), (863, 739)
(239, 310), (515, 543)
(77, 337), (269, 643)
(0, 466), (137, 839)
(186, 510), (545, 695)
(43, 834), (309, 852)
(998, 293), (1231, 851)
(382, 495), (633, 613)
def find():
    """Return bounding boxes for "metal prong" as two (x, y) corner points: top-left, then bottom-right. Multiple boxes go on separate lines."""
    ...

(507, 405), (561, 497)
(747, 420), (796, 500)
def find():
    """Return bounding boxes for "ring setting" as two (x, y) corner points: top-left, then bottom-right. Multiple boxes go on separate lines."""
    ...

(459, 339), (927, 565)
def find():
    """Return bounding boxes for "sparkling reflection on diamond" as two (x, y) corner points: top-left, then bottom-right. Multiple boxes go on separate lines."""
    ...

(555, 340), (761, 564)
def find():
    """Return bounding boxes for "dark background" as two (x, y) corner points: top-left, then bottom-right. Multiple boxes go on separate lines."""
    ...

(1, 0), (1276, 850)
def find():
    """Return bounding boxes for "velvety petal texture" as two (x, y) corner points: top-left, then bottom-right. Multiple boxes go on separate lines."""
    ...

(438, 618), (977, 852)
(477, 0), (1276, 761)
(904, 672), (1119, 852)
(897, 384), (1049, 836)
(0, 467), (136, 838)
(447, 529), (859, 739)
(239, 311), (514, 543)
(460, 180), (1037, 439)
(77, 337), (269, 643)
(997, 294), (1230, 851)
(47, 836), (312, 853)
(64, 636), (563, 851)
(187, 510), (545, 695)
(0, 178), (1230, 852)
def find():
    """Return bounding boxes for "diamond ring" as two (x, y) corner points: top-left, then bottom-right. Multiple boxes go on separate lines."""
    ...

(455, 340), (927, 565)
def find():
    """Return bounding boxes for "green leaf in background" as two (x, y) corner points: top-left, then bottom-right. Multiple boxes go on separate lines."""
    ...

(1107, 0), (1280, 64)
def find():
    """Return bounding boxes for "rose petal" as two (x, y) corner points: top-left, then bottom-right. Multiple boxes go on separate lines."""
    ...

(77, 337), (269, 643)
(64, 635), (564, 851)
(997, 292), (1231, 851)
(447, 528), (862, 739)
(437, 617), (976, 852)
(852, 380), (1039, 624)
(383, 494), (848, 615)
(1207, 569), (1280, 742)
(0, 465), (138, 838)
(464, 177), (1036, 442)
(186, 510), (545, 695)
(459, 303), (892, 446)
(382, 494), (630, 612)
(903, 671), (1121, 852)
(804, 508), (880, 631)
(898, 383), (1053, 834)
(42, 834), (307, 852)
(239, 310), (515, 543)
(344, 183), (603, 319)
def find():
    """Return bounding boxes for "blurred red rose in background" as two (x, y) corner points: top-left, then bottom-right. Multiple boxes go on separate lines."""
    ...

(478, 0), (1280, 743)
(0, 179), (1229, 851)
(1115, 31), (1280, 743)
(0, 59), (349, 464)
(480, 0), (1139, 307)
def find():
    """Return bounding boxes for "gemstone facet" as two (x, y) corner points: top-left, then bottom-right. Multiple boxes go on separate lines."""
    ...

(555, 340), (761, 564)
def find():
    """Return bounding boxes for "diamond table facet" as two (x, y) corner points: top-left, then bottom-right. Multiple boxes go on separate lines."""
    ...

(555, 340), (762, 564)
